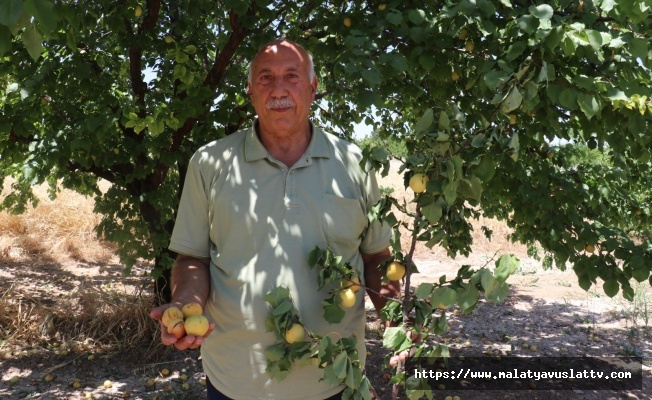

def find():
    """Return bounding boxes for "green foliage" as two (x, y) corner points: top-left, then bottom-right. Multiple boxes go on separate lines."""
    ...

(308, 246), (365, 324)
(357, 133), (408, 159)
(263, 286), (372, 399)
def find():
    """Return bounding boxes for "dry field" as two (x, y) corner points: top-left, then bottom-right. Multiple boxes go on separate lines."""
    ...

(0, 165), (650, 400)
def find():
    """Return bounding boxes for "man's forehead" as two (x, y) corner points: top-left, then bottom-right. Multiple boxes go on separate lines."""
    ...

(254, 42), (307, 67)
(261, 42), (304, 56)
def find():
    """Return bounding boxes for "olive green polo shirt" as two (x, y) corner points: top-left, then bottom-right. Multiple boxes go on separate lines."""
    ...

(169, 122), (391, 400)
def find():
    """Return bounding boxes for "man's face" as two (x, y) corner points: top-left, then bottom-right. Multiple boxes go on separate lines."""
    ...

(248, 42), (317, 137)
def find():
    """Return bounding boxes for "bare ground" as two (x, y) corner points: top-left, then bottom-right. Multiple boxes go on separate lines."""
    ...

(1, 254), (650, 400)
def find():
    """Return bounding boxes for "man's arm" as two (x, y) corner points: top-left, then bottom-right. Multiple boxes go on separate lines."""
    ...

(170, 253), (211, 306)
(150, 253), (214, 350)
(362, 248), (401, 326)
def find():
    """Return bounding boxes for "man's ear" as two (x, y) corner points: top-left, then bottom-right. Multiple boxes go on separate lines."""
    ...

(311, 77), (318, 98)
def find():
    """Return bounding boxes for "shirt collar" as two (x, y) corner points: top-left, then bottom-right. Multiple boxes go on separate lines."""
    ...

(244, 120), (331, 162)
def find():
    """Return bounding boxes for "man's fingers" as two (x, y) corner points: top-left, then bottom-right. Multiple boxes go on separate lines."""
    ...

(161, 322), (215, 350)
(150, 307), (164, 321)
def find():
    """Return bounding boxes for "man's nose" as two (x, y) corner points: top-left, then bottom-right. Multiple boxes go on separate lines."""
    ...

(270, 78), (289, 97)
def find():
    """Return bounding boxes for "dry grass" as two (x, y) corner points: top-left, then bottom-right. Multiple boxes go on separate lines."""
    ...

(0, 280), (157, 356)
(0, 179), (115, 264)
(0, 179), (157, 357)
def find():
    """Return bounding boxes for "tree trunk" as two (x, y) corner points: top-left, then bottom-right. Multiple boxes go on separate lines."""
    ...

(154, 248), (175, 304)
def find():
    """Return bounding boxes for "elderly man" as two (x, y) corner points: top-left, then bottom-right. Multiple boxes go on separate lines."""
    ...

(151, 39), (400, 400)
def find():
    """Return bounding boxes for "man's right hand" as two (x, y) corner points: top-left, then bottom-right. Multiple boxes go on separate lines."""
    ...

(150, 304), (215, 351)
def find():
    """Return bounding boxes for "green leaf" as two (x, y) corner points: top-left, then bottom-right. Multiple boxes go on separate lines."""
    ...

(438, 111), (450, 131)
(486, 281), (510, 302)
(529, 4), (553, 20)
(474, 155), (496, 182)
(421, 202), (442, 224)
(484, 70), (510, 90)
(458, 176), (483, 202)
(322, 364), (340, 386)
(0, 25), (10, 56)
(307, 246), (321, 268)
(24, 0), (57, 35)
(578, 274), (593, 291)
(508, 133), (520, 159)
(264, 286), (290, 308)
(559, 88), (578, 109)
(272, 298), (293, 316)
(586, 29), (603, 51)
(479, 268), (495, 292)
(386, 11), (403, 26)
(361, 69), (381, 87)
(627, 256), (649, 282)
(0, 0), (23, 27)
(415, 283), (434, 300)
(22, 24), (43, 60)
(506, 41), (527, 61)
(443, 180), (458, 204)
(494, 254), (520, 282)
(471, 134), (487, 148)
(577, 93), (600, 120)
(382, 327), (407, 350)
(323, 301), (345, 324)
(265, 343), (287, 362)
(415, 108), (433, 134)
(603, 279), (619, 298)
(517, 15), (538, 35)
(390, 54), (409, 72)
(457, 283), (479, 314)
(333, 352), (349, 379)
(408, 9), (426, 25)
(344, 360), (362, 389)
(431, 286), (456, 309)
(501, 87), (523, 113)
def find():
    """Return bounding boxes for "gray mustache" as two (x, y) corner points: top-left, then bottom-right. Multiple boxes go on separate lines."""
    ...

(266, 98), (296, 109)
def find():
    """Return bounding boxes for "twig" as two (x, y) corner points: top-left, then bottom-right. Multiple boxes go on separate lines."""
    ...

(392, 203), (421, 400)
(44, 354), (86, 374)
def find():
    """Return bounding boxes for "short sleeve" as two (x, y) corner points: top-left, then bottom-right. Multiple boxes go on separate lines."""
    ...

(169, 156), (211, 258)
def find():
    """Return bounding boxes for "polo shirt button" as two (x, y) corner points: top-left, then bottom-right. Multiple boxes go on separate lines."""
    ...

(289, 190), (294, 195)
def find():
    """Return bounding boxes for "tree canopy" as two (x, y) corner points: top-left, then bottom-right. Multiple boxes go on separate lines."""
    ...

(1, 0), (651, 300)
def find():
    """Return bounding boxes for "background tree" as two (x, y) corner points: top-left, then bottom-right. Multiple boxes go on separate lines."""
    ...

(1, 0), (651, 306)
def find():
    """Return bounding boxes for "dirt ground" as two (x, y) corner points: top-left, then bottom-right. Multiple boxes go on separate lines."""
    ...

(1, 254), (650, 400)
